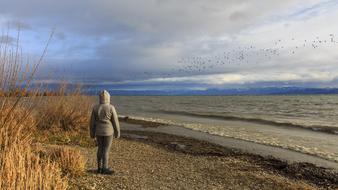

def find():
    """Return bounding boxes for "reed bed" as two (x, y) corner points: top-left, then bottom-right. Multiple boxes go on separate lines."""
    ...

(0, 28), (86, 189)
(0, 101), (69, 189)
(0, 141), (68, 189)
(36, 87), (92, 131)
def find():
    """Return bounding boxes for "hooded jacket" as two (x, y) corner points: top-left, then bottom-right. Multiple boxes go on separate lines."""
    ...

(90, 90), (120, 138)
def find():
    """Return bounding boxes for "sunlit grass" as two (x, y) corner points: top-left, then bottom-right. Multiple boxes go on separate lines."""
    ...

(0, 28), (87, 189)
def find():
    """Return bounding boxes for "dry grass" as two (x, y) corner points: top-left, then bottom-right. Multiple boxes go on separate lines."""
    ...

(0, 28), (71, 189)
(36, 94), (92, 131)
(0, 142), (68, 189)
(34, 81), (92, 131)
(36, 144), (87, 177)
(51, 146), (86, 176)
(34, 125), (96, 148)
(0, 104), (68, 190)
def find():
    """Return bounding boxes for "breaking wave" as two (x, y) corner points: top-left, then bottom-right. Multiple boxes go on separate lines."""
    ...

(158, 110), (338, 135)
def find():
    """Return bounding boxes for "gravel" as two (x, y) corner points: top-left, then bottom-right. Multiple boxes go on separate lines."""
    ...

(67, 131), (329, 190)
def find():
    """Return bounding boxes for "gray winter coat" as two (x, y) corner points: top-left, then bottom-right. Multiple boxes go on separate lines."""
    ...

(90, 90), (120, 138)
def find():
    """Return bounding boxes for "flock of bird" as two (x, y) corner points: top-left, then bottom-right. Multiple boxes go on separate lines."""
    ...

(142, 34), (337, 78)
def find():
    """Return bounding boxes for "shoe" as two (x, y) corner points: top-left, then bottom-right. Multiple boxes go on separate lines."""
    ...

(101, 168), (114, 175)
(97, 168), (102, 174)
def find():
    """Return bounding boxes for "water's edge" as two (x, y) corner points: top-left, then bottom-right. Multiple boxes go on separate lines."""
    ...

(119, 114), (338, 164)
(121, 122), (338, 171)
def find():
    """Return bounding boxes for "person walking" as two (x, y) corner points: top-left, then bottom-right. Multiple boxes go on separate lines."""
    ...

(90, 90), (120, 174)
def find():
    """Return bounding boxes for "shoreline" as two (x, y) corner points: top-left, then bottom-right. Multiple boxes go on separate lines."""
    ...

(118, 125), (338, 189)
(119, 115), (338, 165)
(67, 123), (338, 189)
(120, 121), (338, 171)
(121, 121), (338, 179)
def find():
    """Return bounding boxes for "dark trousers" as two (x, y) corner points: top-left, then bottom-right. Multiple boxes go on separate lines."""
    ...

(96, 135), (113, 169)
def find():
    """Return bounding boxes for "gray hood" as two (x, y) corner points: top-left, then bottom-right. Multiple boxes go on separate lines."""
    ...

(99, 90), (110, 104)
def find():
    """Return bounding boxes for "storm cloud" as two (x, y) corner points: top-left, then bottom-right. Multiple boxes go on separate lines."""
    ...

(0, 0), (338, 90)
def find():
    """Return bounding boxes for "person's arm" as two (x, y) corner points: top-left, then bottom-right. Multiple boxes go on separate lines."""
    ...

(89, 109), (96, 138)
(111, 106), (120, 138)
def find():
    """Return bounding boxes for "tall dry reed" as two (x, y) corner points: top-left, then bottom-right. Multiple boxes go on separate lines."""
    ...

(51, 146), (86, 176)
(35, 83), (92, 131)
(0, 28), (69, 189)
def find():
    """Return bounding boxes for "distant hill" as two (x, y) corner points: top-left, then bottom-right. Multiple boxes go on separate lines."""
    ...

(83, 87), (338, 96)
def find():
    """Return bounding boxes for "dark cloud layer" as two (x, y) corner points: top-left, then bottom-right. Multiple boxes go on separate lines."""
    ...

(1, 0), (338, 90)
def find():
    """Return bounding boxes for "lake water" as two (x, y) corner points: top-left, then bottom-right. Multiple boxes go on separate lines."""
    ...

(107, 95), (338, 163)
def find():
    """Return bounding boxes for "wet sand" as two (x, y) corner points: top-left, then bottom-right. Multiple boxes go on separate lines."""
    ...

(120, 115), (338, 170)
(121, 122), (338, 171)
(121, 111), (338, 163)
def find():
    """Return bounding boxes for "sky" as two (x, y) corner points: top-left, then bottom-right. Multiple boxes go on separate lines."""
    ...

(1, 0), (338, 92)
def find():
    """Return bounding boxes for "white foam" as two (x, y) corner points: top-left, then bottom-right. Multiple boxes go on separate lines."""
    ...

(123, 114), (338, 163)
